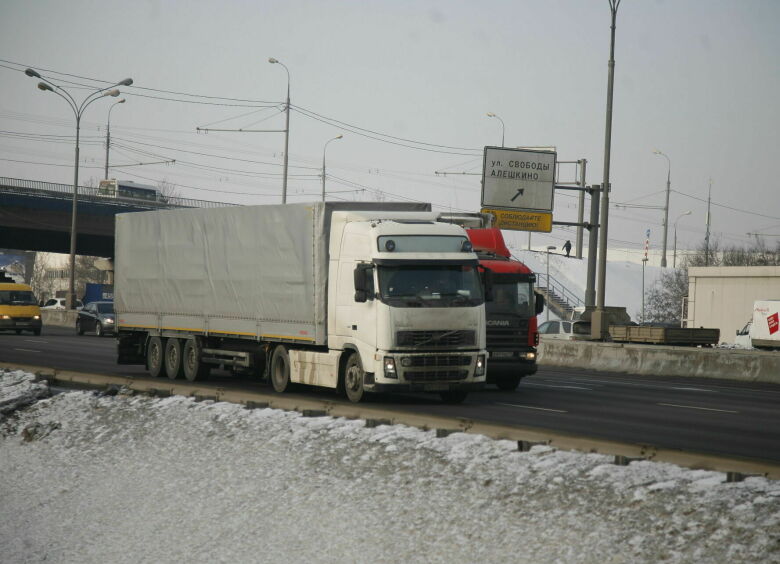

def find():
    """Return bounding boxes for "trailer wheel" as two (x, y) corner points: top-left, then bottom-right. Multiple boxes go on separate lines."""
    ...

(270, 345), (292, 393)
(439, 390), (468, 404)
(147, 336), (164, 378)
(183, 338), (210, 382)
(343, 353), (366, 403)
(164, 338), (184, 380)
(495, 375), (521, 391)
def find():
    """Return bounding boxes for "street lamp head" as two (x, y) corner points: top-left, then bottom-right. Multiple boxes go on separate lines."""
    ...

(106, 89), (121, 97)
(37, 82), (53, 92)
(682, 210), (692, 216)
(119, 78), (133, 86)
(25, 68), (42, 78)
(487, 112), (496, 117)
(652, 148), (662, 155)
(335, 134), (343, 140)
(268, 57), (279, 64)
(117, 98), (126, 104)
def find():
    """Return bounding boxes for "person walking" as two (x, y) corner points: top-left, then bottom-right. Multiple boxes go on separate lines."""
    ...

(563, 240), (572, 258)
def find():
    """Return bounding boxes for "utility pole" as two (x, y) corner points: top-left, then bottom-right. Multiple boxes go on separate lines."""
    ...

(704, 178), (712, 266)
(575, 159), (587, 259)
(594, 0), (621, 339)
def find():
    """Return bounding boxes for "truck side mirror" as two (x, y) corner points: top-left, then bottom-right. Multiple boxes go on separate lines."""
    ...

(535, 293), (545, 315)
(479, 266), (493, 301)
(354, 264), (373, 303)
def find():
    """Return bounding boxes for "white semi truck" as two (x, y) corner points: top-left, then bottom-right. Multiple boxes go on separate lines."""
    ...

(115, 202), (487, 403)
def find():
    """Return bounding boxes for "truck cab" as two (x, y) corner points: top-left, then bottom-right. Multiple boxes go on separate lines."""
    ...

(328, 212), (487, 402)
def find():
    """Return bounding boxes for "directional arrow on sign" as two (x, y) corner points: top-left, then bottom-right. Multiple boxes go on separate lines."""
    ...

(510, 188), (525, 202)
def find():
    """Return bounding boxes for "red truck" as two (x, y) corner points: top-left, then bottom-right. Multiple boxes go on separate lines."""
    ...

(466, 227), (544, 390)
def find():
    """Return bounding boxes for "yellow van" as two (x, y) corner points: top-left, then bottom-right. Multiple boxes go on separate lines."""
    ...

(0, 281), (42, 335)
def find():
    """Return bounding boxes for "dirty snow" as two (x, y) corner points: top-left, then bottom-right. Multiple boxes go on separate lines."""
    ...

(1, 371), (778, 563)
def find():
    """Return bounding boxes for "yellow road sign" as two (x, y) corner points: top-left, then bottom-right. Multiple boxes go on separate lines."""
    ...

(481, 208), (553, 232)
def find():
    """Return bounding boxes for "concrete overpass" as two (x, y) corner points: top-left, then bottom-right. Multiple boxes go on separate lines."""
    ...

(0, 177), (236, 257)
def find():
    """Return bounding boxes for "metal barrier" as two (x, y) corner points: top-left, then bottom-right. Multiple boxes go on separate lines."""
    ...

(0, 177), (237, 209)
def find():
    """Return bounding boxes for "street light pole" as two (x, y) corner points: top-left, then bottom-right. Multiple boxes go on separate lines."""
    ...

(545, 245), (556, 322)
(641, 257), (648, 323)
(673, 210), (692, 268)
(104, 98), (126, 179)
(653, 149), (671, 268)
(25, 68), (131, 309)
(269, 57), (291, 204)
(321, 134), (343, 202)
(594, 0), (621, 339)
(486, 112), (505, 147)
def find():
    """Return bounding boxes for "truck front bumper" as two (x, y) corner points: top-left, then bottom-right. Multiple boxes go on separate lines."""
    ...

(367, 349), (487, 392)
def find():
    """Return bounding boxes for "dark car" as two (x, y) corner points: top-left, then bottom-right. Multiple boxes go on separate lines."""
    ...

(76, 301), (115, 337)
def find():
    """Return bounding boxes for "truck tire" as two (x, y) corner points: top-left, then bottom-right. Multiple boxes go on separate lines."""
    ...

(183, 338), (210, 382)
(343, 353), (366, 403)
(164, 338), (184, 380)
(439, 390), (468, 404)
(147, 336), (164, 378)
(495, 375), (522, 391)
(270, 345), (292, 393)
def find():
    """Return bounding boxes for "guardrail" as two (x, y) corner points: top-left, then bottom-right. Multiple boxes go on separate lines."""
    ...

(0, 177), (237, 209)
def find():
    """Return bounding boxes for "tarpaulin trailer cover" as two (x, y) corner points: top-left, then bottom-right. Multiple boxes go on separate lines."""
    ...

(114, 201), (430, 345)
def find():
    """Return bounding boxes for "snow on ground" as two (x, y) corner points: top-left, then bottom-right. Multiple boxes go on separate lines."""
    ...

(1, 371), (778, 563)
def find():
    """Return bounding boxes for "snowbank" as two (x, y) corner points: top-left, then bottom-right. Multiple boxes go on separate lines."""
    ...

(0, 370), (49, 416)
(0, 371), (778, 563)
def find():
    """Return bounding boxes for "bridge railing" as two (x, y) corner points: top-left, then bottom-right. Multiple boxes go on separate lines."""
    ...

(0, 177), (238, 209)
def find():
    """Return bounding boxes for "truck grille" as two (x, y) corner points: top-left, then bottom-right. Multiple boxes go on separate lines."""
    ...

(402, 355), (471, 367)
(486, 321), (529, 348)
(405, 370), (468, 382)
(396, 330), (475, 347)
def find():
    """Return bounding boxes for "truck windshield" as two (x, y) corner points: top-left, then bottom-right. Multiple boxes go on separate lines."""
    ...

(377, 264), (483, 308)
(0, 290), (37, 306)
(486, 278), (534, 317)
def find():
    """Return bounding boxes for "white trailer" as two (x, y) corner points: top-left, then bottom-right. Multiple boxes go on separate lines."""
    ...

(735, 300), (780, 351)
(115, 202), (487, 402)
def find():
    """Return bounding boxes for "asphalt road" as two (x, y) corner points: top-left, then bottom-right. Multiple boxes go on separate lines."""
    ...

(2, 325), (779, 463)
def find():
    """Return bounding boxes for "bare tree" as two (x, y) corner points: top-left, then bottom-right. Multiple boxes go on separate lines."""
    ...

(157, 178), (182, 202)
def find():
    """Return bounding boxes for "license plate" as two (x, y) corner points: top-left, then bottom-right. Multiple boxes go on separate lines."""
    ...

(424, 383), (449, 391)
(16, 323), (30, 327)
(491, 352), (514, 359)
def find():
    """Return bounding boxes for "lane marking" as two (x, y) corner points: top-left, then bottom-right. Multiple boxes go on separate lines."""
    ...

(671, 387), (716, 393)
(657, 402), (739, 414)
(496, 402), (568, 413)
(25, 339), (48, 344)
(14, 348), (42, 353)
(523, 383), (592, 391)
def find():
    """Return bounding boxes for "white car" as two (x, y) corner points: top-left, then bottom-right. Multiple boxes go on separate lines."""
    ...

(41, 297), (84, 310)
(537, 320), (592, 341)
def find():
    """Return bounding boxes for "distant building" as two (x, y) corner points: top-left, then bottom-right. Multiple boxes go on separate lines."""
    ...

(685, 266), (780, 344)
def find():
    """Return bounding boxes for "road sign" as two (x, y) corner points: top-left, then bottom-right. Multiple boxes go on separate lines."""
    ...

(480, 208), (553, 233)
(481, 147), (556, 212)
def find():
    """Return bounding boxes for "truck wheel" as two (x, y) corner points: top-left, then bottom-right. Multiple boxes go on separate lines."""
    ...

(439, 390), (468, 404)
(147, 336), (164, 378)
(270, 345), (292, 393)
(183, 338), (210, 382)
(496, 375), (521, 391)
(343, 353), (366, 403)
(164, 338), (184, 380)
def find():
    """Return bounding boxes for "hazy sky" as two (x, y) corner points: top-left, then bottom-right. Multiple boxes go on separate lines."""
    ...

(1, 0), (778, 258)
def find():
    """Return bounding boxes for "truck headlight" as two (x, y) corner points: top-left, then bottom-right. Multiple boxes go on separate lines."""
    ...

(475, 355), (486, 376)
(383, 356), (398, 379)
(525, 352), (536, 361)
(1, 315), (10, 320)
(33, 315), (41, 320)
